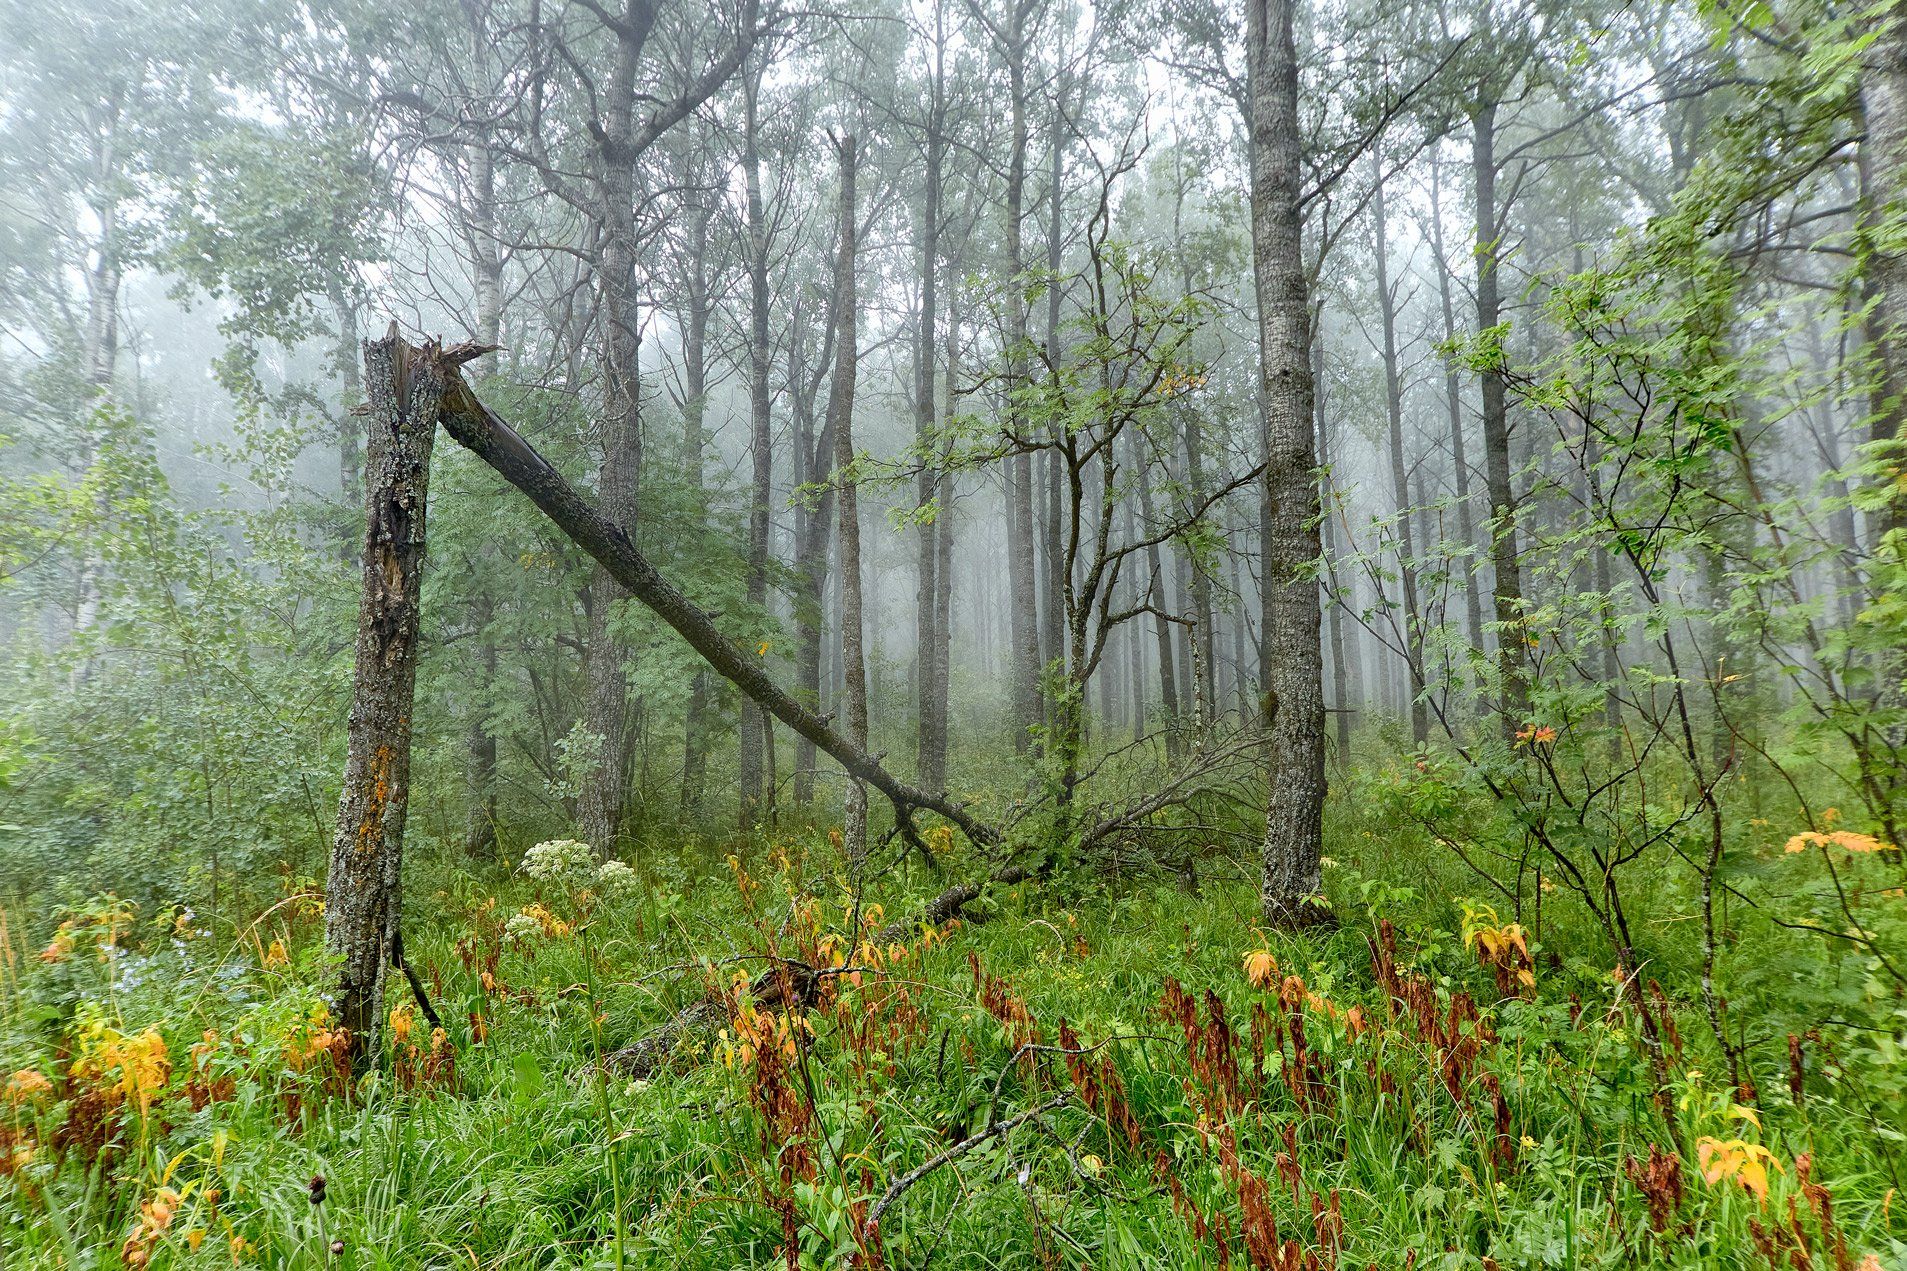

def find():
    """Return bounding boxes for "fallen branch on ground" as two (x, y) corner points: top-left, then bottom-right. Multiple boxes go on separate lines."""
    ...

(866, 1091), (1072, 1231)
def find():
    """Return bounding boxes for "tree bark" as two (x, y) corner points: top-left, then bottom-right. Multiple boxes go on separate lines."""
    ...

(1000, 2), (1043, 753)
(1473, 99), (1527, 730)
(71, 94), (123, 670)
(433, 356), (1001, 850)
(328, 283), (365, 510)
(928, 278), (960, 788)
(1314, 332), (1352, 758)
(1247, 0), (1328, 925)
(462, 101), (503, 861)
(578, 10), (646, 856)
(1041, 99), (1068, 717)
(739, 66), (776, 823)
(915, 17), (947, 789)
(791, 293), (839, 807)
(1372, 159), (1428, 744)
(829, 137), (870, 867)
(1428, 148), (1485, 664)
(678, 191), (715, 822)
(326, 329), (442, 1062)
(1860, 14), (1907, 733)
(1135, 433), (1183, 760)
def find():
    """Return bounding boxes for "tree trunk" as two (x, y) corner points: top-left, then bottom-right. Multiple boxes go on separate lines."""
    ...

(791, 295), (838, 807)
(578, 19), (645, 856)
(328, 284), (365, 510)
(1314, 332), (1352, 758)
(1184, 423), (1217, 725)
(71, 101), (122, 673)
(1372, 159), (1428, 744)
(463, 110), (503, 861)
(915, 27), (946, 788)
(679, 194), (715, 822)
(1428, 148), (1485, 664)
(1860, 16), (1907, 735)
(464, 589), (500, 860)
(1001, 9), (1042, 753)
(1040, 107), (1068, 717)
(927, 282), (960, 789)
(1473, 100), (1527, 731)
(327, 330), (442, 1063)
(1248, 0), (1327, 925)
(1135, 433), (1183, 760)
(830, 137), (869, 865)
(739, 67), (775, 825)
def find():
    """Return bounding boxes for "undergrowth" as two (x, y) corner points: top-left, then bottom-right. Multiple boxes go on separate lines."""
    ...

(2, 792), (1905, 1269)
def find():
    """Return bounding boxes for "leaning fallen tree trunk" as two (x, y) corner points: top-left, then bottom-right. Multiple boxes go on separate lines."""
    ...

(321, 332), (1067, 1078)
(431, 358), (1001, 852)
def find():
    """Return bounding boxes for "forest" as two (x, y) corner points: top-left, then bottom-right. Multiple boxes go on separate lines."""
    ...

(1, 0), (1905, 1264)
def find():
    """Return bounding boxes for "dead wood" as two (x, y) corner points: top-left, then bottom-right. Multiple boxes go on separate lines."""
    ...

(429, 351), (1005, 853)
(593, 866), (1038, 1078)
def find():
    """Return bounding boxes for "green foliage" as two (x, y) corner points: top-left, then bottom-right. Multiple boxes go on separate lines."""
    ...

(3, 823), (1904, 1268)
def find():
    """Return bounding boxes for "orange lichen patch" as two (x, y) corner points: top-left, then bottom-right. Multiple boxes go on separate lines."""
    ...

(355, 745), (396, 856)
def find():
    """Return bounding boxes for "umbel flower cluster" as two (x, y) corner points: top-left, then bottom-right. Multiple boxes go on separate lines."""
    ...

(517, 839), (640, 904)
(519, 838), (596, 890)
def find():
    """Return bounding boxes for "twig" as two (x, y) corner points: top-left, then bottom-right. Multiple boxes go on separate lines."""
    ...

(866, 1092), (1071, 1230)
(391, 929), (442, 1030)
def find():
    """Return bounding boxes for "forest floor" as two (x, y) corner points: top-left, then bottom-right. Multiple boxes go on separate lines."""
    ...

(3, 800), (1906, 1269)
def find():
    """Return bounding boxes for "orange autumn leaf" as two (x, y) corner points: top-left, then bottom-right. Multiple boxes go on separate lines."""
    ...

(1784, 830), (1894, 855)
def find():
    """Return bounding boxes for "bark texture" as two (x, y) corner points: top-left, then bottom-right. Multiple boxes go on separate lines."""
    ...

(577, 11), (646, 855)
(1247, 0), (1328, 925)
(1372, 161), (1428, 744)
(999, 1), (1043, 752)
(1473, 100), (1528, 729)
(433, 358), (1000, 848)
(828, 137), (870, 866)
(326, 329), (443, 1061)
(1861, 13), (1907, 732)
(915, 39), (946, 790)
(739, 67), (775, 822)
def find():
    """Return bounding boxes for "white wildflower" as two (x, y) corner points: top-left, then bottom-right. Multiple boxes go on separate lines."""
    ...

(503, 913), (542, 944)
(521, 838), (595, 890)
(595, 860), (638, 900)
